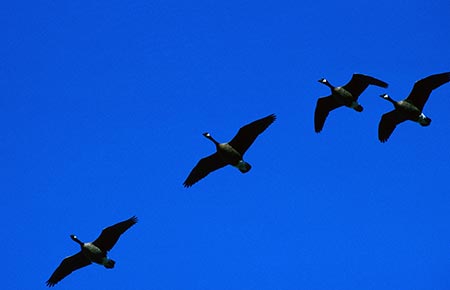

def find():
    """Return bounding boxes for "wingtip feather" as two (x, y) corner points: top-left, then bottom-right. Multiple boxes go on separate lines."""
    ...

(130, 216), (138, 224)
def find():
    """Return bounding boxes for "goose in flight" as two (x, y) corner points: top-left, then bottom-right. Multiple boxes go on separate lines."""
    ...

(378, 72), (450, 142)
(183, 114), (276, 187)
(315, 73), (388, 132)
(46, 216), (138, 287)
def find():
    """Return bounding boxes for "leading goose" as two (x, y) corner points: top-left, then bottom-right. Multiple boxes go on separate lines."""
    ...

(378, 72), (450, 142)
(314, 73), (388, 132)
(183, 114), (276, 187)
(46, 216), (138, 287)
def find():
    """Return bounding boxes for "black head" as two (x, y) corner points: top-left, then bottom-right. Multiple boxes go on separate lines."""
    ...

(202, 132), (219, 145)
(318, 78), (327, 84)
(379, 93), (396, 104)
(203, 132), (217, 141)
(70, 234), (84, 246)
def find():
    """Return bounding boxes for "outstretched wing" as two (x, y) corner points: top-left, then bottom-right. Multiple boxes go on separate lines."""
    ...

(228, 114), (276, 155)
(46, 252), (91, 287)
(93, 216), (138, 252)
(183, 153), (227, 187)
(343, 73), (389, 99)
(406, 72), (450, 111)
(378, 110), (407, 143)
(314, 96), (342, 133)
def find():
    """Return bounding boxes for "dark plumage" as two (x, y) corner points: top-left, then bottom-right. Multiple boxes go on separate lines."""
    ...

(46, 216), (138, 287)
(183, 114), (276, 187)
(378, 72), (450, 142)
(314, 73), (388, 133)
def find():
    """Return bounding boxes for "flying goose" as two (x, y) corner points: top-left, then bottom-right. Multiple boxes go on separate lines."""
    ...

(46, 216), (138, 287)
(183, 114), (276, 187)
(314, 73), (388, 132)
(378, 72), (450, 142)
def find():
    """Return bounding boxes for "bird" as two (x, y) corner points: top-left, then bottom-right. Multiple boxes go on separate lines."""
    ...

(377, 72), (450, 142)
(183, 114), (276, 187)
(46, 216), (138, 287)
(314, 73), (388, 133)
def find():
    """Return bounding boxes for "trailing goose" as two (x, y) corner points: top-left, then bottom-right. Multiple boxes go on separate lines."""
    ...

(46, 216), (138, 287)
(378, 72), (450, 142)
(314, 73), (388, 132)
(183, 114), (276, 187)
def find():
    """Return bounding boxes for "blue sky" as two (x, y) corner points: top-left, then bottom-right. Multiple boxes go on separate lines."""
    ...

(1, 0), (450, 289)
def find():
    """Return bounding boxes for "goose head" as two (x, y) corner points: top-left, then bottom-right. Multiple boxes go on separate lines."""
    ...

(318, 78), (334, 89)
(380, 93), (396, 104)
(202, 132), (219, 145)
(318, 78), (328, 84)
(70, 234), (83, 246)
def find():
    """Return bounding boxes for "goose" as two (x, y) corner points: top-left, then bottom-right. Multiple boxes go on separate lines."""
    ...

(183, 114), (276, 187)
(46, 216), (138, 287)
(378, 72), (450, 142)
(314, 73), (388, 132)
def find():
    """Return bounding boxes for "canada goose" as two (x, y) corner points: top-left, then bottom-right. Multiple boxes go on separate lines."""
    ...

(183, 114), (276, 187)
(46, 216), (138, 287)
(378, 72), (450, 142)
(314, 73), (388, 132)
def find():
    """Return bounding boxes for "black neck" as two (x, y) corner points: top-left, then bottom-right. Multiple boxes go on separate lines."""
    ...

(384, 95), (397, 104)
(322, 80), (334, 89)
(203, 133), (219, 146)
(70, 235), (84, 246)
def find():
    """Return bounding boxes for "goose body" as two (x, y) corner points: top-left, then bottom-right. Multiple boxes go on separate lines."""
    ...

(46, 216), (137, 287)
(71, 235), (116, 268)
(378, 72), (450, 142)
(183, 114), (276, 187)
(314, 73), (388, 132)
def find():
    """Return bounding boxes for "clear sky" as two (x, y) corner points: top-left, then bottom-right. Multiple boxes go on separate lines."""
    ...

(1, 0), (450, 289)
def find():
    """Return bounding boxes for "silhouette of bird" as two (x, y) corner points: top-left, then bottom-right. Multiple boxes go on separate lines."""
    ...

(183, 114), (276, 187)
(46, 216), (138, 287)
(378, 72), (450, 142)
(315, 73), (388, 132)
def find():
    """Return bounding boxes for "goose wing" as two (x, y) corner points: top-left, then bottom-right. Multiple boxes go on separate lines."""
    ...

(406, 72), (450, 111)
(183, 153), (227, 187)
(46, 252), (91, 287)
(314, 96), (342, 133)
(378, 110), (407, 142)
(343, 73), (388, 99)
(228, 114), (276, 155)
(92, 216), (138, 252)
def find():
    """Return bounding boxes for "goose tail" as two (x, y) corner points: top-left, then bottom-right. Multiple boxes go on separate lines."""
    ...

(103, 258), (116, 269)
(237, 161), (251, 173)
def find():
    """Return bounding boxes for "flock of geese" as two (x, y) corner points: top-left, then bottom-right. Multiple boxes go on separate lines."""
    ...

(315, 71), (450, 142)
(46, 71), (450, 286)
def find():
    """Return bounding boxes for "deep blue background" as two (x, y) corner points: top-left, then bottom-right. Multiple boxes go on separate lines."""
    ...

(1, 1), (450, 289)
